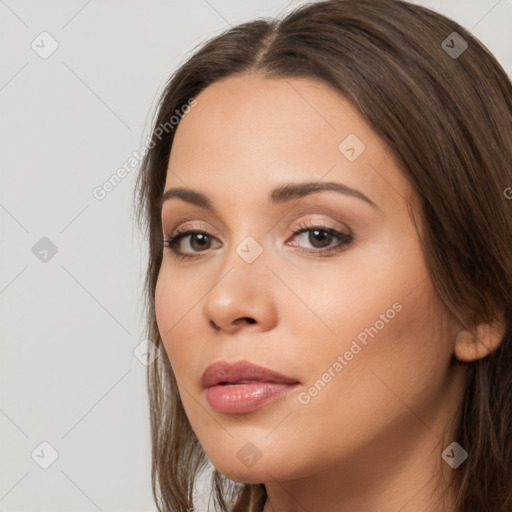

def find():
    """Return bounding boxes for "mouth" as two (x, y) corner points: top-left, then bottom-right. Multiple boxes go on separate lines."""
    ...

(204, 381), (300, 414)
(218, 380), (272, 386)
(201, 360), (300, 414)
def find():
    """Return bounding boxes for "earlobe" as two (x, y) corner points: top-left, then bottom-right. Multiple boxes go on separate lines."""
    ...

(454, 317), (507, 362)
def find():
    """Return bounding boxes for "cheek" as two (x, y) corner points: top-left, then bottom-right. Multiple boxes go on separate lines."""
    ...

(284, 232), (450, 424)
(279, 227), (432, 361)
(154, 264), (210, 386)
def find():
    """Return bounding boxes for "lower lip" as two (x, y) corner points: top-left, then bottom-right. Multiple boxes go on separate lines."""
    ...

(205, 382), (299, 413)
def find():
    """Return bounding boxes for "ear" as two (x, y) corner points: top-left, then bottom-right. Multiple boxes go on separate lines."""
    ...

(454, 314), (507, 362)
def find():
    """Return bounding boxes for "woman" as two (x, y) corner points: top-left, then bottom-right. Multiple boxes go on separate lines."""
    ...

(134, 0), (512, 510)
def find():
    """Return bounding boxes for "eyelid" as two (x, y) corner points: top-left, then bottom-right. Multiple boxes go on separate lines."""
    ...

(161, 209), (228, 236)
(287, 215), (351, 234)
(162, 202), (354, 232)
(165, 221), (218, 238)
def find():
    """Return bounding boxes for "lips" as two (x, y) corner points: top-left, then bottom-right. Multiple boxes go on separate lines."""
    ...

(201, 360), (300, 388)
(201, 360), (301, 414)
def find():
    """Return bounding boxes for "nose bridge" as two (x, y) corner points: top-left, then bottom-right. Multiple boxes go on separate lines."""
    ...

(219, 209), (270, 269)
(201, 229), (276, 331)
(215, 230), (269, 293)
(233, 232), (266, 266)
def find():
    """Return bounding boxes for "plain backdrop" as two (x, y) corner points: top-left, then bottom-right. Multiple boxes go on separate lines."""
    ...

(1, 1), (511, 511)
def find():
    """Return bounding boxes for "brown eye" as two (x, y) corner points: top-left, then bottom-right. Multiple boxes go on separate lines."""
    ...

(163, 230), (221, 260)
(289, 220), (353, 256)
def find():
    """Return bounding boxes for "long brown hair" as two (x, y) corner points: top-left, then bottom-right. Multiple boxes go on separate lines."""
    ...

(134, 0), (512, 510)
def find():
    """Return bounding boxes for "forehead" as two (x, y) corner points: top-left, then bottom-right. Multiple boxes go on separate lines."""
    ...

(164, 73), (414, 213)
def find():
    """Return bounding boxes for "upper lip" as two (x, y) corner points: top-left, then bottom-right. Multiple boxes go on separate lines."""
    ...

(201, 360), (300, 388)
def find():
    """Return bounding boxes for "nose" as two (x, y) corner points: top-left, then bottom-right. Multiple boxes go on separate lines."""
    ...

(202, 259), (278, 335)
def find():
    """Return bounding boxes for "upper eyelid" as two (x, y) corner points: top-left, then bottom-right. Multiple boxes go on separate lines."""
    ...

(161, 208), (231, 235)
(161, 201), (360, 230)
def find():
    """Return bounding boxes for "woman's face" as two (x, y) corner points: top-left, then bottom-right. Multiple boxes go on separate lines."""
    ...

(155, 73), (464, 484)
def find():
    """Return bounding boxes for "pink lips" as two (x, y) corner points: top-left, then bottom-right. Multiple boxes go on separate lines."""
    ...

(201, 360), (300, 414)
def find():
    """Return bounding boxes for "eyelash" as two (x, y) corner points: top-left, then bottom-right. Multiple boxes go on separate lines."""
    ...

(161, 219), (354, 261)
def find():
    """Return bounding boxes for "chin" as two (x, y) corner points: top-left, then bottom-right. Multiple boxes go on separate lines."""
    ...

(211, 460), (268, 484)
(208, 449), (309, 485)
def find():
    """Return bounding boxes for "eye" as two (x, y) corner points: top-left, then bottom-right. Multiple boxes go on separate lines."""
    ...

(287, 219), (353, 256)
(161, 219), (353, 260)
(162, 225), (221, 261)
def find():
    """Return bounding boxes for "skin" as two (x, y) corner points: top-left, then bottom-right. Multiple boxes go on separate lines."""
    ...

(154, 72), (499, 511)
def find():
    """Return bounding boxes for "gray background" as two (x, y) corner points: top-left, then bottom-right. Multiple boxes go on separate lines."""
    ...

(1, 1), (511, 511)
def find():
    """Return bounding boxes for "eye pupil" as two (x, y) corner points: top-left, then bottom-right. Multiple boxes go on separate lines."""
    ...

(309, 229), (332, 248)
(191, 233), (210, 251)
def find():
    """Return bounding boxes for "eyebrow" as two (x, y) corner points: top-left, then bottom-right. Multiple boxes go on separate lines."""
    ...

(158, 181), (380, 211)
